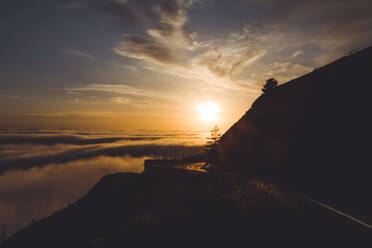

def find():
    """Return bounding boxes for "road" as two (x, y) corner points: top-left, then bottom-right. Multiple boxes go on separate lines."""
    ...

(179, 162), (372, 234)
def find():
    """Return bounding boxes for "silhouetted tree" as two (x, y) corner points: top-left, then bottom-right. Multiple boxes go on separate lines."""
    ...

(262, 78), (278, 93)
(205, 125), (221, 152)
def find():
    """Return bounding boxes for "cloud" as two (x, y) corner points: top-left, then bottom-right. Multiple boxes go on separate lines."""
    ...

(107, 0), (198, 48)
(0, 94), (33, 100)
(247, 0), (372, 50)
(0, 155), (145, 236)
(60, 48), (94, 59)
(0, 134), (160, 146)
(108, 0), (324, 92)
(67, 83), (178, 101)
(291, 50), (303, 58)
(110, 96), (130, 104)
(25, 111), (121, 118)
(146, 0), (198, 49)
(114, 36), (184, 66)
(198, 47), (265, 80)
(0, 130), (205, 236)
(265, 62), (313, 82)
(108, 0), (199, 67)
(0, 143), (203, 173)
(0, 130), (205, 174)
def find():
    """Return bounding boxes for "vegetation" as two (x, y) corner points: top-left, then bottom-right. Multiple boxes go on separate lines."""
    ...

(205, 125), (221, 152)
(262, 78), (278, 93)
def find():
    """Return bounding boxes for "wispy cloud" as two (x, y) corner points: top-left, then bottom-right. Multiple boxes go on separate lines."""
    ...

(0, 94), (33, 100)
(114, 36), (185, 66)
(265, 62), (313, 82)
(66, 83), (178, 100)
(291, 50), (304, 58)
(60, 48), (94, 59)
(197, 47), (266, 81)
(25, 111), (121, 119)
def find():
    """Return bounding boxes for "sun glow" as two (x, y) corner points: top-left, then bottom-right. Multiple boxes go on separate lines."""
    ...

(196, 102), (221, 122)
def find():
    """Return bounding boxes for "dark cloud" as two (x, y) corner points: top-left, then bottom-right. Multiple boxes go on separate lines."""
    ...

(150, 0), (197, 47)
(104, 0), (195, 33)
(107, 0), (198, 65)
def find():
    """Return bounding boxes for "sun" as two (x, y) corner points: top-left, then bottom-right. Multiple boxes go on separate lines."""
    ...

(196, 102), (221, 122)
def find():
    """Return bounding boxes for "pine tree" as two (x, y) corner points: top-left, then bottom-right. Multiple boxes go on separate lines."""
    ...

(205, 125), (221, 152)
(262, 78), (278, 93)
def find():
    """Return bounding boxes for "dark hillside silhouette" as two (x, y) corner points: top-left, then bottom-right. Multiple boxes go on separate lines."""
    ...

(209, 46), (372, 220)
(3, 171), (371, 247)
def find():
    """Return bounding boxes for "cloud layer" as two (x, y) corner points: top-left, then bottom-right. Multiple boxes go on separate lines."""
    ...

(0, 130), (205, 173)
(0, 129), (206, 236)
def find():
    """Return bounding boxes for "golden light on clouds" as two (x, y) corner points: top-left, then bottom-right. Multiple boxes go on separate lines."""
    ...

(196, 102), (221, 122)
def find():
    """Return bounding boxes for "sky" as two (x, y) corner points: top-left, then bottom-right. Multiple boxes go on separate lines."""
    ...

(1, 0), (372, 131)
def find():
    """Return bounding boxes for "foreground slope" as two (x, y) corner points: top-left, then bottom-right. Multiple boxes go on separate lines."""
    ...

(213, 47), (372, 221)
(3, 169), (371, 247)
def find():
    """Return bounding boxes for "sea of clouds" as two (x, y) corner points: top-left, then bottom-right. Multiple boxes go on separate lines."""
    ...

(0, 129), (206, 235)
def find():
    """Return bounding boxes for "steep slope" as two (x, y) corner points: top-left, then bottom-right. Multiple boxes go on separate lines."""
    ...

(212, 47), (372, 220)
(3, 170), (371, 247)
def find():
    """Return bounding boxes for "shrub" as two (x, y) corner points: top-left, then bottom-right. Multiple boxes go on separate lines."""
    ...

(262, 78), (278, 93)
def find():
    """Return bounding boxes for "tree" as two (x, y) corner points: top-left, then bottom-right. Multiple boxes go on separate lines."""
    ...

(262, 78), (278, 93)
(205, 125), (221, 152)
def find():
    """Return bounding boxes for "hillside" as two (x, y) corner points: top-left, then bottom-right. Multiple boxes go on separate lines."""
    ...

(2, 169), (371, 247)
(212, 47), (372, 221)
